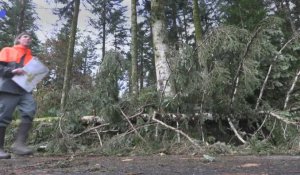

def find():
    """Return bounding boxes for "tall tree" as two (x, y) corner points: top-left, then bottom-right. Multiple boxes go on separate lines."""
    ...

(136, 0), (156, 89)
(192, 0), (203, 61)
(131, 0), (138, 95)
(17, 0), (26, 34)
(165, 0), (179, 48)
(0, 0), (38, 49)
(151, 0), (173, 97)
(88, 0), (126, 60)
(60, 0), (80, 112)
(109, 5), (128, 53)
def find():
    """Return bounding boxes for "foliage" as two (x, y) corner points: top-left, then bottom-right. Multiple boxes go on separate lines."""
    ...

(195, 17), (285, 117)
(220, 0), (267, 30)
(0, 0), (39, 50)
(93, 50), (125, 123)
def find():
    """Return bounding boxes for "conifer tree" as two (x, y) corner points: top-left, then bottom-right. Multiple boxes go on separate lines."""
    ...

(87, 0), (127, 60)
(137, 0), (155, 88)
(0, 0), (39, 49)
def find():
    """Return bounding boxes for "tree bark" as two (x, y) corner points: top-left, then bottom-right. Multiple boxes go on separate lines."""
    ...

(192, 0), (203, 66)
(131, 0), (138, 95)
(151, 0), (173, 97)
(60, 0), (80, 112)
(17, 0), (25, 34)
(102, 3), (106, 59)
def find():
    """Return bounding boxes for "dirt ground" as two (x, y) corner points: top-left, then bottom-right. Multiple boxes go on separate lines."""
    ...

(1, 154), (300, 175)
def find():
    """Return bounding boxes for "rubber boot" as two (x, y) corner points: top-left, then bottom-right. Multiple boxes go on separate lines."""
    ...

(11, 122), (33, 155)
(0, 127), (11, 159)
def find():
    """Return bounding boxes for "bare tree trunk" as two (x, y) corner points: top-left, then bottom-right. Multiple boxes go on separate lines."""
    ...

(17, 0), (25, 34)
(139, 42), (144, 90)
(193, 0), (203, 52)
(60, 0), (80, 112)
(151, 0), (173, 97)
(131, 0), (138, 95)
(284, 70), (300, 110)
(102, 5), (106, 60)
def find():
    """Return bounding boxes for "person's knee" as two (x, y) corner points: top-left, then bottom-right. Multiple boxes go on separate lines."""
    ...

(0, 104), (13, 127)
(24, 109), (36, 119)
(19, 93), (36, 120)
(19, 103), (36, 120)
(21, 115), (34, 123)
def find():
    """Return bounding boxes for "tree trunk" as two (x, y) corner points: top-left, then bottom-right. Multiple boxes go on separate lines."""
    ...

(193, 0), (202, 47)
(102, 2), (107, 59)
(17, 0), (25, 34)
(151, 0), (173, 97)
(131, 0), (138, 95)
(139, 41), (144, 90)
(60, 0), (80, 112)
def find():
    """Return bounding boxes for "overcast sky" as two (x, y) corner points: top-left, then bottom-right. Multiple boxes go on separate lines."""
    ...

(32, 0), (131, 42)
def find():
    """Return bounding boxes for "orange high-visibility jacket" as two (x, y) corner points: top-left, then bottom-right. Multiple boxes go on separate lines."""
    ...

(0, 45), (32, 94)
(0, 45), (32, 65)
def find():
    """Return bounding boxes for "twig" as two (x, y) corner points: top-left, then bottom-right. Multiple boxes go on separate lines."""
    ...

(72, 123), (110, 138)
(227, 118), (247, 144)
(123, 123), (156, 137)
(176, 121), (180, 143)
(255, 36), (296, 110)
(231, 26), (262, 105)
(252, 115), (269, 137)
(107, 123), (157, 145)
(120, 108), (147, 144)
(282, 123), (288, 140)
(127, 104), (154, 119)
(266, 118), (277, 140)
(91, 129), (119, 133)
(255, 64), (273, 110)
(259, 110), (300, 140)
(284, 70), (300, 110)
(152, 111), (201, 149)
(155, 123), (159, 139)
(228, 27), (262, 144)
(259, 111), (299, 125)
(128, 109), (144, 119)
(94, 129), (102, 146)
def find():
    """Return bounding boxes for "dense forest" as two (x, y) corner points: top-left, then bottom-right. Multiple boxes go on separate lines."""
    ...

(1, 0), (300, 154)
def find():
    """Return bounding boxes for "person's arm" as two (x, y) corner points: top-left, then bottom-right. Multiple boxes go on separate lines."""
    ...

(0, 48), (14, 78)
(0, 62), (15, 78)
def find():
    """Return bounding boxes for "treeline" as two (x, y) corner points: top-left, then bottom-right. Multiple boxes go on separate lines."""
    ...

(1, 0), (300, 150)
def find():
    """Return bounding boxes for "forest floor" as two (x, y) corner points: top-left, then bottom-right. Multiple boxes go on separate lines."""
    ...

(1, 154), (300, 175)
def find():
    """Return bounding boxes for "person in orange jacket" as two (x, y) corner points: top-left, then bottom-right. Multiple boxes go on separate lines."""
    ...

(0, 32), (36, 159)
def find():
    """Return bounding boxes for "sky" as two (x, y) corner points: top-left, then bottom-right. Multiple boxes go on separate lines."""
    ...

(32, 0), (131, 42)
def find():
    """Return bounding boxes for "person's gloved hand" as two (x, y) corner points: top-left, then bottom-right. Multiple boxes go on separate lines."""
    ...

(12, 68), (26, 75)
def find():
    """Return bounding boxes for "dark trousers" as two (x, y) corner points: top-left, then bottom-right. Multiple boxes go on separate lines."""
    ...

(0, 92), (36, 127)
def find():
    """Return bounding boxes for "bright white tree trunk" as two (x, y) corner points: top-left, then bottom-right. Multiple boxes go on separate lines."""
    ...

(151, 0), (173, 97)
